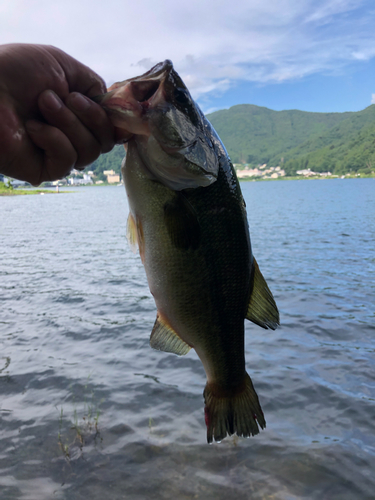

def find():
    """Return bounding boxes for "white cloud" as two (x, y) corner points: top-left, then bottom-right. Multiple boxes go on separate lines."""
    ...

(371, 94), (375, 104)
(0, 0), (374, 106)
(303, 0), (360, 23)
(204, 106), (227, 115)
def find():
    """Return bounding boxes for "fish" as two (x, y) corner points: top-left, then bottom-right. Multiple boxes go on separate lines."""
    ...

(96, 60), (279, 443)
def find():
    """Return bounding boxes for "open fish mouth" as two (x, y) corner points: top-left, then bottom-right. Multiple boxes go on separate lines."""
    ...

(92, 60), (176, 138)
(105, 78), (163, 112)
(93, 60), (173, 111)
(130, 80), (160, 104)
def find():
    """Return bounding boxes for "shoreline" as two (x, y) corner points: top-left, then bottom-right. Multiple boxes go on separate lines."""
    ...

(238, 173), (375, 182)
(0, 188), (69, 196)
(1, 174), (373, 196)
(0, 190), (54, 196)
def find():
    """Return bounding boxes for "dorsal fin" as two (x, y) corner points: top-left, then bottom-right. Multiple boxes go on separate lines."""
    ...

(246, 258), (280, 330)
(150, 313), (191, 356)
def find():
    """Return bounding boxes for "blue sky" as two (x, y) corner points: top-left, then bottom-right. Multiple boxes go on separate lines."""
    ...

(1, 0), (374, 114)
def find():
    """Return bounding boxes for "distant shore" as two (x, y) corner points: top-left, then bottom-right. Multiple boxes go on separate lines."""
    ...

(1, 174), (374, 196)
(0, 183), (68, 196)
(238, 173), (375, 182)
(0, 190), (57, 196)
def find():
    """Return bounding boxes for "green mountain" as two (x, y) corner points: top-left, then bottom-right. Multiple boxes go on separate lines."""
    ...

(206, 105), (350, 164)
(266, 105), (375, 175)
(89, 145), (125, 180)
(206, 104), (375, 176)
(89, 104), (375, 178)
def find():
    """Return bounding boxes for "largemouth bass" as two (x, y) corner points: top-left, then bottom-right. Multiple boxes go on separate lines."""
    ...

(96, 61), (279, 443)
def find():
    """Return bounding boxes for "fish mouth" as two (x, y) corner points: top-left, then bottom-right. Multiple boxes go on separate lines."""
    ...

(93, 60), (174, 137)
(94, 60), (173, 108)
(127, 60), (174, 103)
(105, 80), (161, 112)
(131, 80), (160, 104)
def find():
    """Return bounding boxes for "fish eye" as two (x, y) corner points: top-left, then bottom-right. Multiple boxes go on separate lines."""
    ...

(174, 87), (189, 105)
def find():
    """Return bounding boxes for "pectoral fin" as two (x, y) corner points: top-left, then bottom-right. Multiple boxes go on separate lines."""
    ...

(126, 213), (138, 253)
(163, 194), (200, 250)
(246, 258), (280, 330)
(150, 313), (191, 356)
(126, 213), (145, 263)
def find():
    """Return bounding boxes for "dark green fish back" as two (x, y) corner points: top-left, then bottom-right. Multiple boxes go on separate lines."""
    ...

(172, 118), (253, 385)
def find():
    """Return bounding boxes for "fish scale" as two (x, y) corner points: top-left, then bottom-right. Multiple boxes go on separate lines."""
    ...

(96, 60), (279, 443)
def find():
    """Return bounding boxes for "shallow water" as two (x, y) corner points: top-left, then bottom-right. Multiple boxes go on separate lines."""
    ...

(0, 179), (374, 500)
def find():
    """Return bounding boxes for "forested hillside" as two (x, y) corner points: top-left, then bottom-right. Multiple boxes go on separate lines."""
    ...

(88, 104), (375, 177)
(265, 105), (375, 175)
(207, 104), (375, 176)
(89, 145), (125, 180)
(206, 105), (351, 165)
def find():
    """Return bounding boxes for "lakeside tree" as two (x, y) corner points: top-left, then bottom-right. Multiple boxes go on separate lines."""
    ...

(88, 145), (125, 179)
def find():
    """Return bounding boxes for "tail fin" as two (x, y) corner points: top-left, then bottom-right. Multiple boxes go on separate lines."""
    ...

(203, 372), (266, 444)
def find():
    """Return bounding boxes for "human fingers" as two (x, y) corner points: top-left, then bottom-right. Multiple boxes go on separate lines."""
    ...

(0, 100), (71, 185)
(25, 120), (77, 185)
(65, 92), (115, 154)
(38, 89), (103, 169)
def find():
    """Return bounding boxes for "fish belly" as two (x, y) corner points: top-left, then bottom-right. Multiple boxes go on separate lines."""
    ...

(123, 142), (250, 389)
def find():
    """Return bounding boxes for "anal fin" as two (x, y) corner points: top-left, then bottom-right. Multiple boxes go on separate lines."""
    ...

(246, 258), (280, 330)
(150, 313), (191, 356)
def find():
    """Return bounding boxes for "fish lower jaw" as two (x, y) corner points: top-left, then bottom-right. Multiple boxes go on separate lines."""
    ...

(104, 106), (150, 136)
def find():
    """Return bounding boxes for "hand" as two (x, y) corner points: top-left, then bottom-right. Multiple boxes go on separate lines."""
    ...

(0, 44), (116, 185)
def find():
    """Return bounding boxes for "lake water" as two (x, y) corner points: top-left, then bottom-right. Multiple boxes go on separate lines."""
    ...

(0, 178), (374, 500)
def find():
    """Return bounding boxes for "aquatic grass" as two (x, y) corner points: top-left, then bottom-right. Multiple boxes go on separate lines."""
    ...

(56, 375), (103, 460)
(0, 356), (11, 374)
(57, 407), (71, 459)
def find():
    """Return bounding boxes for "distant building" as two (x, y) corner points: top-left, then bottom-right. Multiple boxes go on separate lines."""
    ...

(296, 169), (316, 176)
(52, 179), (68, 186)
(107, 174), (120, 184)
(68, 174), (93, 185)
(235, 164), (286, 179)
(236, 168), (262, 178)
(82, 174), (93, 184)
(319, 172), (332, 177)
(103, 169), (116, 176)
(11, 179), (29, 187)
